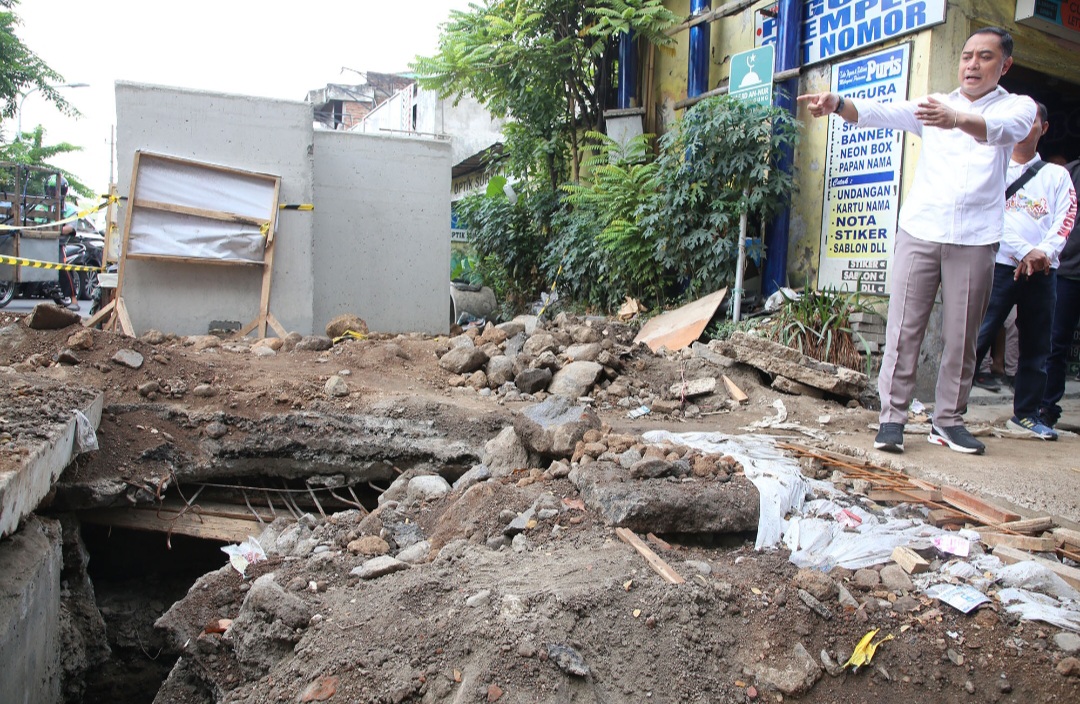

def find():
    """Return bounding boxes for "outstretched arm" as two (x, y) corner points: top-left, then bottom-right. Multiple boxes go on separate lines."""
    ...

(914, 96), (987, 141)
(797, 92), (858, 122)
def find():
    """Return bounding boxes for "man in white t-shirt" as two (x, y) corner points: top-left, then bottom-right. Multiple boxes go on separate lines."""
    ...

(799, 27), (1035, 455)
(974, 102), (1077, 440)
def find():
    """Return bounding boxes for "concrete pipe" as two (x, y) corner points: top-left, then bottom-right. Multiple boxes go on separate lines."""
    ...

(449, 283), (497, 325)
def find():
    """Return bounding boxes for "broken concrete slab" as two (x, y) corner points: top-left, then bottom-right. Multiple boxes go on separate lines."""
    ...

(668, 377), (717, 398)
(771, 376), (825, 398)
(568, 461), (759, 534)
(716, 331), (867, 398)
(0, 376), (103, 538)
(548, 361), (603, 398)
(513, 396), (601, 459)
(26, 303), (82, 330)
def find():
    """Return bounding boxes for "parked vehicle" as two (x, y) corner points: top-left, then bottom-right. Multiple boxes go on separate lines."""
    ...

(0, 230), (77, 308)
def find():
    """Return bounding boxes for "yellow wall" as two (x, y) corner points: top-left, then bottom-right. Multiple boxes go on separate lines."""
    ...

(652, 0), (1080, 290)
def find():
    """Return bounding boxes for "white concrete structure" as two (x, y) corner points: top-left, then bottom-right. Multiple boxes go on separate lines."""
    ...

(115, 82), (451, 337)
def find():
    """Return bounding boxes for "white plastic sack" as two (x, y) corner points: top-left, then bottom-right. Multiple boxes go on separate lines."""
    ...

(73, 409), (99, 453)
(221, 536), (267, 577)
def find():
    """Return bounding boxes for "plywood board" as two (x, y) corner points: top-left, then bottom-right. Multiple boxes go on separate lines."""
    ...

(633, 288), (728, 352)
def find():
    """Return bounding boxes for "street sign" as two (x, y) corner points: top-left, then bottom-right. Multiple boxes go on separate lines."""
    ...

(729, 45), (775, 106)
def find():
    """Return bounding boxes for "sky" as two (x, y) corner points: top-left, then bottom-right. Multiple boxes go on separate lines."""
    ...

(6, 0), (476, 198)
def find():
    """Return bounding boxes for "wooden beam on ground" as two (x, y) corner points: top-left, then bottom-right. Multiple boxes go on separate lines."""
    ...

(81, 500), (282, 543)
(616, 527), (685, 584)
(993, 516), (1056, 534)
(868, 489), (943, 503)
(646, 532), (673, 551)
(993, 545), (1080, 590)
(928, 508), (969, 527)
(979, 532), (1057, 552)
(939, 486), (1021, 526)
(891, 546), (930, 574)
(1053, 527), (1080, 550)
(722, 375), (749, 404)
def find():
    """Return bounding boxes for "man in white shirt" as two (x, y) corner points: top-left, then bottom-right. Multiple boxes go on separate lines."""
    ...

(975, 103), (1077, 440)
(798, 27), (1036, 455)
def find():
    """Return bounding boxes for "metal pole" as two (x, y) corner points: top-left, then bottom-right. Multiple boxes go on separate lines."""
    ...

(15, 83), (89, 140)
(733, 189), (748, 322)
(687, 0), (711, 98)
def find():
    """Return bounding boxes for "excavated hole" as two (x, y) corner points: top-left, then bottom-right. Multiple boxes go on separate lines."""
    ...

(68, 472), (396, 702)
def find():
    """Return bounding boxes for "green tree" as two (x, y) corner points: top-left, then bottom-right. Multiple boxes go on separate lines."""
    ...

(0, 124), (91, 197)
(0, 0), (75, 128)
(641, 95), (802, 299)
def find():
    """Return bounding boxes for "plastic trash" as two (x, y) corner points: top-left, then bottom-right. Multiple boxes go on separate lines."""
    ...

(932, 534), (971, 557)
(73, 409), (99, 453)
(627, 405), (651, 419)
(221, 536), (267, 577)
(843, 629), (894, 672)
(925, 583), (991, 613)
(997, 587), (1080, 632)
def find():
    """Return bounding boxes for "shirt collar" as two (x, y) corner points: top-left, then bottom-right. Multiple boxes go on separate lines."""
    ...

(949, 84), (1008, 106)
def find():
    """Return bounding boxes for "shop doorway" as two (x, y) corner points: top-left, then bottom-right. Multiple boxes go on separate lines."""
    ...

(1001, 65), (1080, 165)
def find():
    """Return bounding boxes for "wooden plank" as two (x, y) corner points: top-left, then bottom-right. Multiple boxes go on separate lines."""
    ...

(979, 532), (1057, 552)
(993, 545), (1080, 590)
(993, 516), (1056, 534)
(266, 312), (287, 338)
(939, 486), (1021, 525)
(141, 151), (281, 182)
(868, 489), (943, 503)
(115, 296), (135, 337)
(125, 253), (265, 267)
(133, 198), (269, 227)
(81, 506), (271, 543)
(633, 288), (727, 353)
(721, 375), (749, 403)
(646, 532), (673, 551)
(928, 508), (968, 527)
(890, 546), (930, 574)
(615, 527), (685, 584)
(1053, 527), (1080, 550)
(82, 299), (116, 329)
(113, 151), (141, 324)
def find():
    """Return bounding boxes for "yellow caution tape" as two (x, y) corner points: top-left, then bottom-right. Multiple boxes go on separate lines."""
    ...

(279, 203), (314, 211)
(0, 197), (113, 231)
(259, 222), (271, 238)
(0, 254), (105, 273)
(332, 329), (368, 344)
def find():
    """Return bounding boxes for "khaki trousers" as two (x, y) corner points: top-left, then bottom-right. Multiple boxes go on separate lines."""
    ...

(878, 228), (996, 427)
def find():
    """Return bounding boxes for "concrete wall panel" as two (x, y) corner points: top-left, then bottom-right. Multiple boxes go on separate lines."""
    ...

(313, 131), (451, 335)
(115, 82), (316, 336)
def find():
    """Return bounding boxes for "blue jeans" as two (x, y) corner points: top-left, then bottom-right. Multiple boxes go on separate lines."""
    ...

(975, 263), (1056, 419)
(1040, 275), (1080, 426)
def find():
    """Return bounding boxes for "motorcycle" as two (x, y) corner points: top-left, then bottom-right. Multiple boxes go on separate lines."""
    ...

(63, 230), (105, 300)
(0, 230), (78, 309)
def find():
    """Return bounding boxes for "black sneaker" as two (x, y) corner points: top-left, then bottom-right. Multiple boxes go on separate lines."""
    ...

(972, 373), (1000, 392)
(874, 422), (905, 453)
(928, 422), (985, 455)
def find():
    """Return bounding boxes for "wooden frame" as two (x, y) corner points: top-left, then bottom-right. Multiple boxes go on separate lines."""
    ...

(90, 151), (284, 337)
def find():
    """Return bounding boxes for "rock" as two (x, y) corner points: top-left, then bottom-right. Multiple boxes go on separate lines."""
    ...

(252, 345), (276, 357)
(754, 643), (821, 696)
(892, 595), (921, 613)
(1054, 632), (1080, 654)
(482, 428), (530, 477)
(667, 377), (717, 398)
(228, 575), (312, 674)
(628, 458), (673, 479)
(546, 643), (590, 677)
(853, 568), (881, 589)
(487, 683), (504, 702)
(453, 464), (492, 492)
(254, 337), (284, 351)
(618, 448), (643, 469)
(347, 536), (389, 556)
(192, 384), (216, 398)
(111, 348), (144, 369)
(716, 331), (868, 397)
(205, 422), (228, 439)
(837, 584), (859, 611)
(486, 355), (515, 386)
(56, 349), (80, 365)
(295, 335), (333, 351)
(448, 334), (475, 349)
(279, 331), (304, 351)
(504, 508), (536, 536)
(570, 325), (602, 344)
(512, 533), (529, 552)
(797, 589), (833, 620)
(947, 648), (964, 666)
(325, 314), (368, 339)
(189, 335), (221, 351)
(439, 346), (488, 374)
(513, 395), (601, 459)
(26, 303), (82, 330)
(880, 564), (914, 592)
(548, 361), (603, 398)
(396, 540), (430, 564)
(684, 560), (712, 575)
(820, 650), (844, 677)
(515, 367), (553, 394)
(523, 333), (559, 356)
(137, 381), (161, 397)
(1057, 657), (1080, 677)
(66, 328), (94, 350)
(564, 343), (602, 362)
(299, 675), (338, 703)
(467, 370), (488, 389)
(324, 375), (349, 397)
(466, 589), (491, 608)
(140, 329), (167, 345)
(497, 321), (526, 338)
(351, 556), (410, 580)
(407, 475), (451, 502)
(793, 569), (837, 602)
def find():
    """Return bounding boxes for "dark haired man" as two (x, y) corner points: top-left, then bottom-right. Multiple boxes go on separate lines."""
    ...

(973, 102), (1076, 440)
(798, 27), (1036, 455)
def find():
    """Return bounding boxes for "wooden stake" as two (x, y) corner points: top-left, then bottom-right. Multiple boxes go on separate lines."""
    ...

(722, 375), (749, 404)
(890, 546), (930, 574)
(616, 527), (685, 584)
